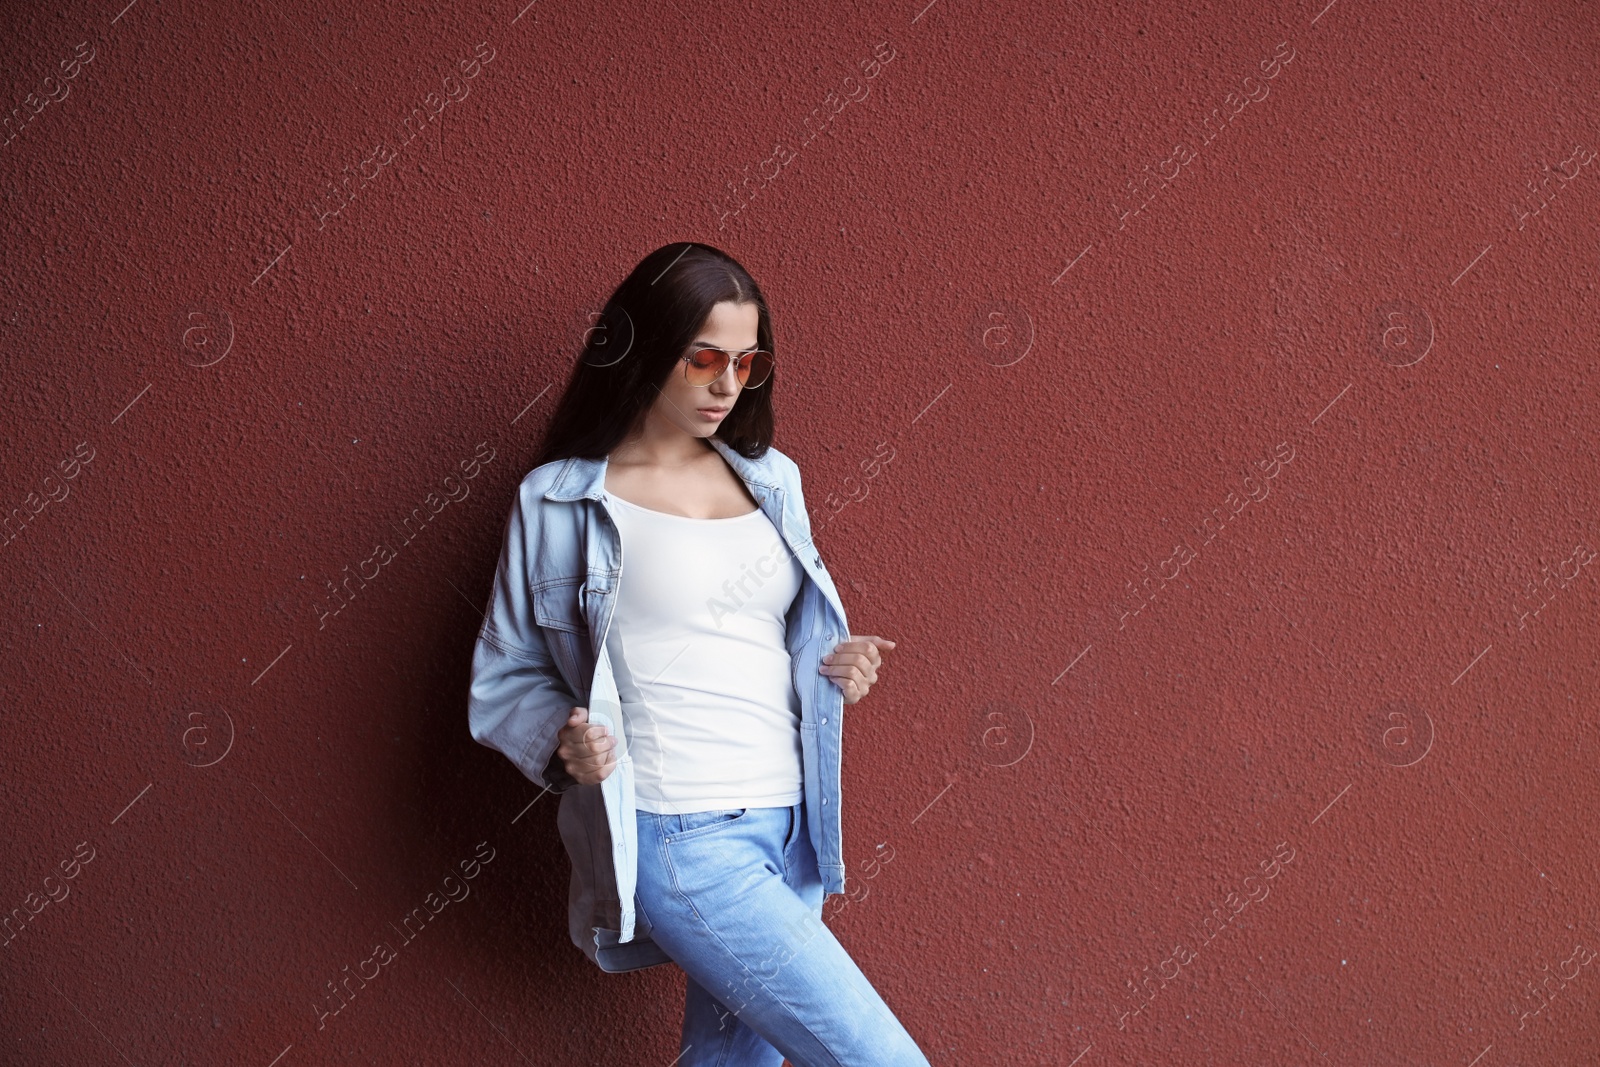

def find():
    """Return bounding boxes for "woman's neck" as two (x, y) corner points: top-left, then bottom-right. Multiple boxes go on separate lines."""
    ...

(609, 425), (716, 469)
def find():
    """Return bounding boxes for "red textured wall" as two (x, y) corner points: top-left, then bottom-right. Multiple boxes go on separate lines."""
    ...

(4, 0), (1598, 1062)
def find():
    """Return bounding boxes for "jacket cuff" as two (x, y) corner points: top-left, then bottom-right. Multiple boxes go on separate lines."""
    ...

(542, 748), (578, 793)
(498, 694), (578, 794)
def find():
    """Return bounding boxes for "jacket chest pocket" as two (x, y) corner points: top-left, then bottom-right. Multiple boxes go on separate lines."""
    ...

(533, 577), (589, 693)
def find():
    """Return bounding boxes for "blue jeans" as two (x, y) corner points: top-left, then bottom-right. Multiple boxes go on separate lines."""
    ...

(634, 801), (931, 1067)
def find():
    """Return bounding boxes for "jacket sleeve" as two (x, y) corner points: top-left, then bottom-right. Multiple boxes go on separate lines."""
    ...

(781, 452), (817, 546)
(785, 454), (849, 635)
(467, 482), (580, 794)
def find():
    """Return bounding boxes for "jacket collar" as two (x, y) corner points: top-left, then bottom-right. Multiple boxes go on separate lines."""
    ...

(542, 435), (780, 501)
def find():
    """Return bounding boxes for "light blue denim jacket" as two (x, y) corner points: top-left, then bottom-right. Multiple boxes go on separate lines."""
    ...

(467, 436), (851, 973)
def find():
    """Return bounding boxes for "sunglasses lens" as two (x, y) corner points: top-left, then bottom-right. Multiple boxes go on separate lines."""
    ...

(685, 348), (727, 386)
(740, 351), (774, 388)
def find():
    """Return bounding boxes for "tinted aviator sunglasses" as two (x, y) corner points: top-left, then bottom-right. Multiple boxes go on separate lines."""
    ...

(681, 345), (774, 389)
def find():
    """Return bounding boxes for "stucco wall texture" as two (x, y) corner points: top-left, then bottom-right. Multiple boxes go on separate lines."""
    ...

(3, 0), (1598, 1062)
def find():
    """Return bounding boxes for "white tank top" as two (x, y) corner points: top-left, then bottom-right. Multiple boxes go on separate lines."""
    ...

(603, 491), (807, 813)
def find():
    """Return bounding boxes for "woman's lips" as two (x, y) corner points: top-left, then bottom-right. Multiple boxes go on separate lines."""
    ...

(697, 407), (730, 420)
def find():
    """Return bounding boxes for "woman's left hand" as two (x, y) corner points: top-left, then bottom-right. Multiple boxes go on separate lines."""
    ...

(819, 635), (896, 705)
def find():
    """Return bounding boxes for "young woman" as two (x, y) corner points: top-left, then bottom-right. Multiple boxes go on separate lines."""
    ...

(467, 242), (931, 1065)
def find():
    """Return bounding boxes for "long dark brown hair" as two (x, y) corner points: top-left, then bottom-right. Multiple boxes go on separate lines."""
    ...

(532, 242), (777, 469)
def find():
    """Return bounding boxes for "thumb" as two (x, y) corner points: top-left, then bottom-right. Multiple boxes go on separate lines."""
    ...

(569, 705), (606, 736)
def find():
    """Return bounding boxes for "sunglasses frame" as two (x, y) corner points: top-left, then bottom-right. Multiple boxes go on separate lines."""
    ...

(680, 346), (775, 389)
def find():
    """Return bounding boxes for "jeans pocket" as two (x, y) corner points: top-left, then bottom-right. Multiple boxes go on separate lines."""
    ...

(664, 807), (749, 844)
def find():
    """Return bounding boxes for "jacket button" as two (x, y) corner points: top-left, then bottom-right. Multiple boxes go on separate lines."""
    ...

(825, 633), (833, 641)
(822, 718), (828, 724)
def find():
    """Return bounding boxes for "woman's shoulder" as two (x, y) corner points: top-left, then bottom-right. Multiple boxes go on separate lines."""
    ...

(509, 459), (560, 500)
(519, 456), (572, 489)
(710, 435), (801, 485)
(508, 455), (595, 514)
(756, 443), (801, 480)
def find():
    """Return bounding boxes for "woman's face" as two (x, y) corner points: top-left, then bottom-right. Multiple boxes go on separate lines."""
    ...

(647, 299), (761, 439)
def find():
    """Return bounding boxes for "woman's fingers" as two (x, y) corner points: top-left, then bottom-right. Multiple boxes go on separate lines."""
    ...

(822, 636), (895, 673)
(576, 731), (614, 762)
(821, 650), (878, 686)
(557, 705), (617, 783)
(573, 743), (617, 784)
(566, 744), (615, 784)
(846, 635), (896, 662)
(820, 636), (897, 705)
(823, 666), (874, 704)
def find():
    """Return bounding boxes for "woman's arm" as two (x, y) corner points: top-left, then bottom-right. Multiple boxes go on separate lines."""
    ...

(787, 453), (894, 704)
(467, 483), (580, 793)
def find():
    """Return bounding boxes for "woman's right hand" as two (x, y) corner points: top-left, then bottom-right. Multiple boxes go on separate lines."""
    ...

(556, 706), (617, 784)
